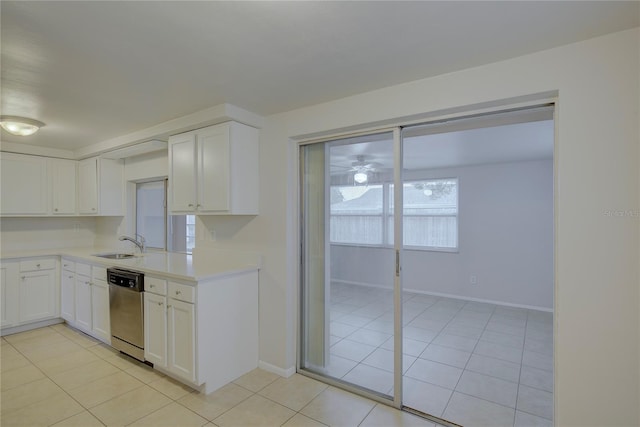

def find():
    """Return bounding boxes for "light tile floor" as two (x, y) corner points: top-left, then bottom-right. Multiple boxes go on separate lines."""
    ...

(320, 283), (554, 427)
(1, 323), (438, 426)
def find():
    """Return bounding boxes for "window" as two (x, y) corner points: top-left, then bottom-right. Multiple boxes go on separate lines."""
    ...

(330, 185), (384, 245)
(330, 178), (458, 250)
(136, 181), (166, 250)
(185, 215), (196, 252)
(136, 180), (195, 254)
(390, 179), (458, 250)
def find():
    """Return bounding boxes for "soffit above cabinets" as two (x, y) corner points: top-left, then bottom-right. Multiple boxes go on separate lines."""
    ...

(100, 140), (167, 160)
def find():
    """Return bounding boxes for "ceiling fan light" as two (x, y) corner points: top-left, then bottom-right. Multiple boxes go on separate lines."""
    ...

(0, 116), (45, 136)
(354, 171), (368, 184)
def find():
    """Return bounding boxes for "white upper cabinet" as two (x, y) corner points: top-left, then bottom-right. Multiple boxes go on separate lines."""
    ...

(78, 158), (98, 214)
(0, 153), (48, 215)
(168, 133), (198, 212)
(0, 153), (122, 217)
(78, 157), (124, 216)
(198, 125), (230, 212)
(50, 159), (77, 215)
(169, 121), (259, 215)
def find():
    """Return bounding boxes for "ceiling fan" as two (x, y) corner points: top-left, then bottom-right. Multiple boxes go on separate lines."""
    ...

(333, 155), (382, 184)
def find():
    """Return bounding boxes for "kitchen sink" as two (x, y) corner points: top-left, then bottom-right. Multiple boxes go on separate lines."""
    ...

(93, 253), (137, 259)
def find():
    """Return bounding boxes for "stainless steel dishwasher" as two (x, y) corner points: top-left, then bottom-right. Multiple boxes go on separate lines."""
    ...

(108, 267), (145, 361)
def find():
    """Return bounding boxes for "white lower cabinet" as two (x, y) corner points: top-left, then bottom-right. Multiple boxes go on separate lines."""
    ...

(60, 260), (75, 323)
(167, 298), (196, 382)
(74, 273), (93, 333)
(18, 259), (58, 324)
(1, 262), (19, 328)
(144, 277), (195, 383)
(91, 278), (110, 343)
(70, 262), (110, 343)
(0, 258), (58, 333)
(144, 290), (167, 367)
(144, 272), (258, 394)
(20, 269), (57, 323)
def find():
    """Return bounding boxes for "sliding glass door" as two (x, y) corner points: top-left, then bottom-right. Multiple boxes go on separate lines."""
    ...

(300, 131), (400, 401)
(300, 106), (555, 426)
(399, 111), (555, 425)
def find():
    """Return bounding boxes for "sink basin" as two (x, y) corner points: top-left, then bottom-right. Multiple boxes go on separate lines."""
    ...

(93, 253), (137, 259)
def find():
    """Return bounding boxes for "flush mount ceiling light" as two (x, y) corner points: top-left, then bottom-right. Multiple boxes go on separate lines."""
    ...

(0, 116), (45, 136)
(353, 170), (368, 184)
(350, 155), (379, 185)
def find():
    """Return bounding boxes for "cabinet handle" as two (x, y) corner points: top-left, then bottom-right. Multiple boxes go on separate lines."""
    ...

(36, 263), (41, 268)
(68, 275), (73, 279)
(150, 284), (155, 289)
(167, 304), (172, 308)
(157, 301), (163, 306)
(92, 208), (96, 211)
(175, 290), (181, 295)
(196, 204), (201, 208)
(188, 204), (194, 207)
(21, 276), (25, 280)
(54, 208), (58, 212)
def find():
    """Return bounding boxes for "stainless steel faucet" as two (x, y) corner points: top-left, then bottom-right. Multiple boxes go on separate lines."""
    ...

(119, 234), (146, 253)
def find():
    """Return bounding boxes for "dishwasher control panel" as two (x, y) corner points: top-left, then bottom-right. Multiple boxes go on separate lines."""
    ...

(107, 268), (144, 291)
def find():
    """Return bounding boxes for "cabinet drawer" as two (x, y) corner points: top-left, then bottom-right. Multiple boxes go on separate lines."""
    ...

(75, 263), (91, 277)
(146, 277), (167, 295)
(19, 258), (56, 272)
(92, 266), (107, 281)
(168, 282), (195, 303)
(61, 259), (75, 272)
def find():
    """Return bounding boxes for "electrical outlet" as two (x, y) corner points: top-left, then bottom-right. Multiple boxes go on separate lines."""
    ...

(470, 275), (477, 285)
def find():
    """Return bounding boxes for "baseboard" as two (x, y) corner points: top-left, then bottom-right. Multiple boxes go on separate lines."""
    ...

(331, 279), (391, 291)
(332, 279), (553, 313)
(0, 318), (64, 336)
(258, 360), (296, 378)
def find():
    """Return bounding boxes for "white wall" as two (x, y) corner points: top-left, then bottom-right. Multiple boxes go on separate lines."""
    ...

(0, 217), (97, 252)
(220, 28), (636, 426)
(330, 159), (554, 310)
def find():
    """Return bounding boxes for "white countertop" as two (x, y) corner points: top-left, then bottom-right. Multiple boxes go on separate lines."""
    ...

(0, 247), (261, 282)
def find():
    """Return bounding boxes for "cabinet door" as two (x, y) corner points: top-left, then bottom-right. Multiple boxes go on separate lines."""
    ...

(75, 275), (93, 332)
(78, 158), (98, 214)
(168, 298), (196, 382)
(98, 158), (124, 216)
(144, 292), (167, 367)
(1, 263), (19, 328)
(198, 125), (229, 212)
(91, 279), (110, 343)
(60, 271), (76, 323)
(19, 269), (57, 323)
(0, 153), (48, 215)
(169, 133), (197, 213)
(51, 159), (77, 215)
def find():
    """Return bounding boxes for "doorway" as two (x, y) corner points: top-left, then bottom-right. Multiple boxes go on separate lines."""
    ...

(299, 105), (555, 426)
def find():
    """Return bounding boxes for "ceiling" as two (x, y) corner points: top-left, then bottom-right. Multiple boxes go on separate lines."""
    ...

(1, 1), (638, 152)
(330, 119), (554, 173)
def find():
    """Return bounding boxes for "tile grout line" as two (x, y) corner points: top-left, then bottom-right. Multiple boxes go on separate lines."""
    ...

(325, 285), (553, 425)
(438, 300), (496, 420)
(2, 326), (110, 425)
(512, 311), (530, 425)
